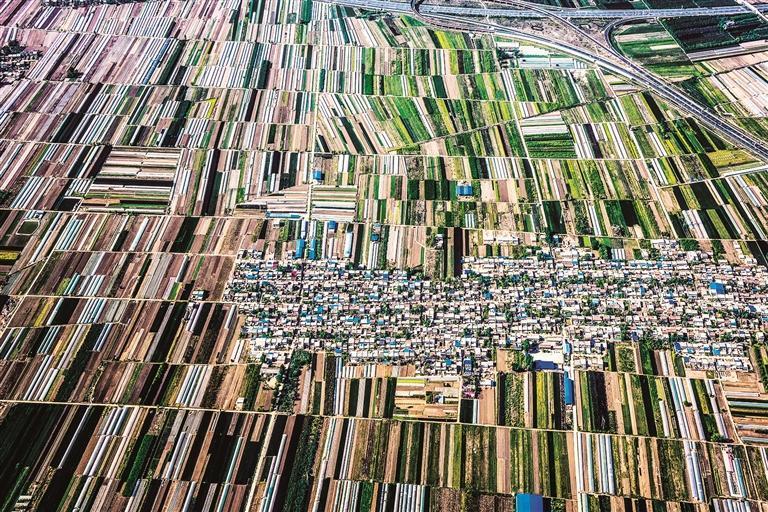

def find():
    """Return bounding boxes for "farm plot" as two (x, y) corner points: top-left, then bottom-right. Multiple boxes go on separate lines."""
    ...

(80, 147), (180, 213)
(659, 175), (768, 240)
(316, 94), (516, 154)
(21, 251), (232, 301)
(497, 371), (568, 430)
(576, 371), (732, 442)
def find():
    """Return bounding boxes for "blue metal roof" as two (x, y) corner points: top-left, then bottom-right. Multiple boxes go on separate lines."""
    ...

(458, 184), (474, 196)
(516, 493), (544, 512)
(564, 375), (574, 406)
(294, 239), (306, 259)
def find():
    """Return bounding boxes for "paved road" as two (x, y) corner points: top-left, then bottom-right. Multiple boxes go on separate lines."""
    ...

(480, 13), (768, 161)
(329, 0), (768, 18)
(505, 27), (768, 161)
(472, 0), (768, 162)
(327, 0), (768, 162)
(425, 2), (768, 18)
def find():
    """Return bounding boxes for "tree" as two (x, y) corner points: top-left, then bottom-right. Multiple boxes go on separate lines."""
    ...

(66, 66), (82, 80)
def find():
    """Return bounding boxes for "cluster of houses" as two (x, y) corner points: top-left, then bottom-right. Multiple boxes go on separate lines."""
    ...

(225, 245), (768, 380)
(0, 41), (40, 86)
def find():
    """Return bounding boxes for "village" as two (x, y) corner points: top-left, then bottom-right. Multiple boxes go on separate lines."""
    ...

(226, 243), (768, 390)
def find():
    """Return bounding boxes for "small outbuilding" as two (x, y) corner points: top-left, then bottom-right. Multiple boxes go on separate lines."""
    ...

(516, 493), (544, 512)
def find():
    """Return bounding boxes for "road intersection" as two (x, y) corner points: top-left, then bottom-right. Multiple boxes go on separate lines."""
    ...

(324, 0), (768, 162)
(329, 0), (768, 19)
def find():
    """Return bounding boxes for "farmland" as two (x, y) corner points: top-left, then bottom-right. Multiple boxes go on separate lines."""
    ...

(0, 0), (768, 510)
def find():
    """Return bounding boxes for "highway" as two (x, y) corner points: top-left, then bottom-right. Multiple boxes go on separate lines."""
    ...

(476, 0), (768, 162)
(423, 2), (768, 18)
(325, 0), (768, 163)
(326, 0), (768, 18)
(487, 24), (768, 162)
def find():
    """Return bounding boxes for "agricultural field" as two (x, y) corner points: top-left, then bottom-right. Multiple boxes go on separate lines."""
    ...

(613, 17), (768, 158)
(0, 0), (768, 511)
(0, 1), (764, 278)
(3, 352), (768, 509)
(575, 371), (734, 441)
